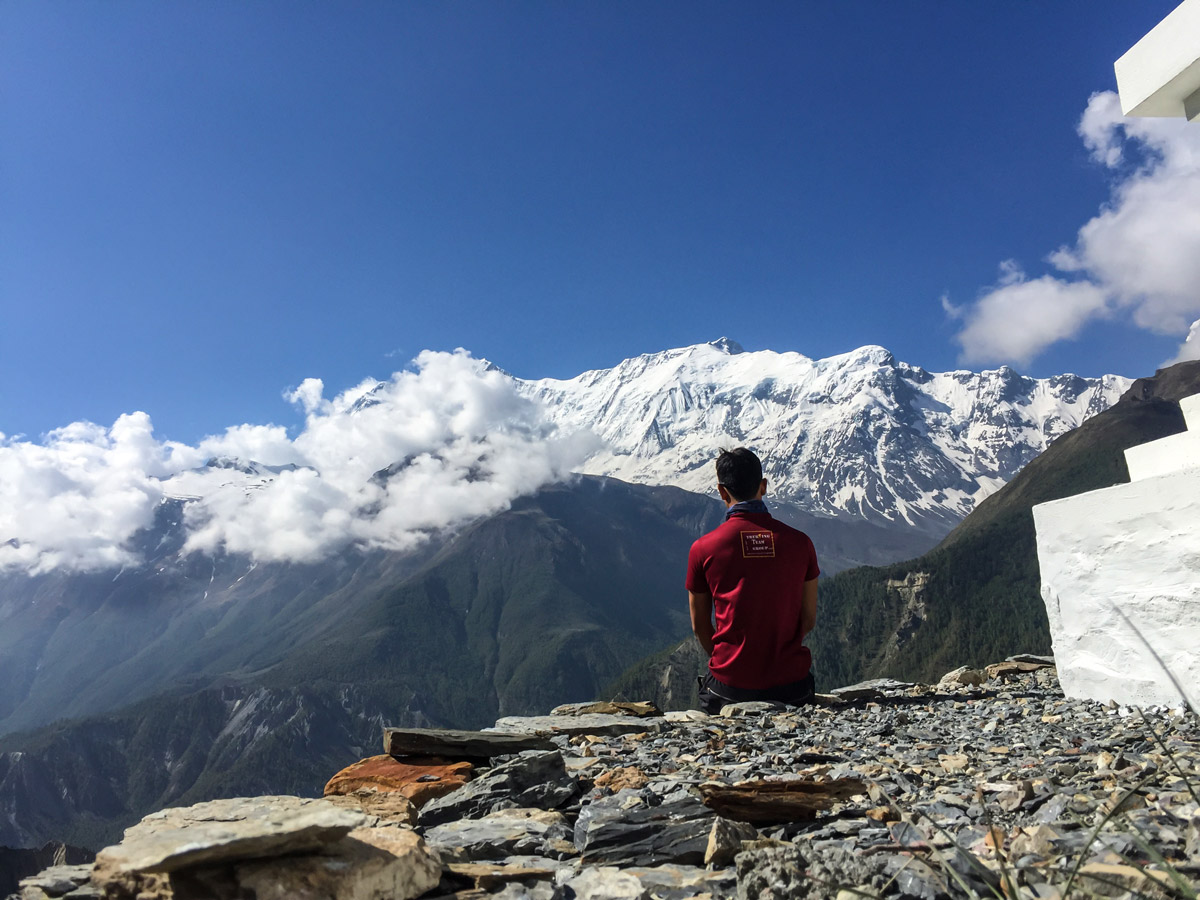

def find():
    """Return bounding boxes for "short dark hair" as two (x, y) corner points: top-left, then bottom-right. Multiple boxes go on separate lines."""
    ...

(715, 447), (763, 501)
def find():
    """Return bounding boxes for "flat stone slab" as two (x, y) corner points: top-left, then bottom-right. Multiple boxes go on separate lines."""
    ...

(718, 701), (789, 717)
(383, 727), (555, 759)
(987, 660), (1055, 680)
(445, 861), (559, 890)
(490, 714), (665, 737)
(1007, 654), (1055, 666)
(550, 701), (661, 718)
(827, 679), (916, 701)
(91, 796), (364, 881)
(698, 777), (866, 824)
(663, 710), (710, 724)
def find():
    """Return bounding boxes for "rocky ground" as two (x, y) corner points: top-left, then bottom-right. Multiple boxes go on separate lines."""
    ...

(13, 658), (1200, 900)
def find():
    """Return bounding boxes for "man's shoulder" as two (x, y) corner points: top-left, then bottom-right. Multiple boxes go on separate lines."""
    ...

(768, 517), (814, 544)
(691, 518), (736, 547)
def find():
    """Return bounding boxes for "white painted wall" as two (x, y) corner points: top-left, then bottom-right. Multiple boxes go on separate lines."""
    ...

(1115, 0), (1200, 120)
(1033, 392), (1200, 708)
(1126, 394), (1200, 481)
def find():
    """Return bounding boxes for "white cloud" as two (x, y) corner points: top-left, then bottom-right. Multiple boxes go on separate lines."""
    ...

(0, 413), (168, 574)
(939, 293), (962, 320)
(1166, 318), (1200, 365)
(0, 350), (595, 574)
(951, 91), (1200, 367)
(953, 264), (1110, 367)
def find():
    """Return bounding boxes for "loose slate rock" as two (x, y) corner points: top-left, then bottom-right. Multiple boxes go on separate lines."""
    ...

(939, 666), (985, 687)
(575, 794), (715, 867)
(735, 843), (889, 900)
(626, 863), (738, 897)
(719, 701), (789, 717)
(91, 796), (364, 883)
(445, 862), (560, 891)
(563, 866), (649, 900)
(17, 864), (93, 898)
(419, 751), (577, 826)
(423, 808), (577, 861)
(827, 679), (915, 701)
(705, 817), (760, 866)
(384, 727), (554, 760)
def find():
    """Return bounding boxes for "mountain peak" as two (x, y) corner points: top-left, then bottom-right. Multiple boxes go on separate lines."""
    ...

(519, 343), (1130, 530)
(707, 337), (744, 355)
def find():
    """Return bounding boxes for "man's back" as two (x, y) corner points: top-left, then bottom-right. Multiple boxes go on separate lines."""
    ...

(686, 509), (819, 690)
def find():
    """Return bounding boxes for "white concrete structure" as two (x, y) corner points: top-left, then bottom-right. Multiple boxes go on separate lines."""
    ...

(1033, 394), (1200, 708)
(1115, 0), (1200, 121)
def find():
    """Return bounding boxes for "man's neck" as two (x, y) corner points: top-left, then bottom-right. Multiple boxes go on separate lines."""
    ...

(725, 498), (769, 519)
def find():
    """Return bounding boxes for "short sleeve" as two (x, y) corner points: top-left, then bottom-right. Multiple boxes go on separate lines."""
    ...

(685, 539), (708, 593)
(805, 534), (820, 581)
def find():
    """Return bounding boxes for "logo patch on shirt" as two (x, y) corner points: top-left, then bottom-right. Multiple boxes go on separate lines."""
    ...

(741, 531), (776, 558)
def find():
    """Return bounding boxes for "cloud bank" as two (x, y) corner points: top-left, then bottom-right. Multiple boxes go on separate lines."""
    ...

(950, 91), (1200, 368)
(0, 350), (592, 575)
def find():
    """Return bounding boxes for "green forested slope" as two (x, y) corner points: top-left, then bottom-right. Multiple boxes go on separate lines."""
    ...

(263, 476), (724, 726)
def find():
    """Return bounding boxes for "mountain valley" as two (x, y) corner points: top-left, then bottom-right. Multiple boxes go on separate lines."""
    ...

(0, 340), (1151, 853)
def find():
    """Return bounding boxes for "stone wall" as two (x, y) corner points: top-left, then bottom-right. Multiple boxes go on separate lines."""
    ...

(1034, 393), (1200, 708)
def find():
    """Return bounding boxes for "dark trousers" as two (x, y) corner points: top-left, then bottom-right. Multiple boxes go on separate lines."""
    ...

(696, 670), (815, 715)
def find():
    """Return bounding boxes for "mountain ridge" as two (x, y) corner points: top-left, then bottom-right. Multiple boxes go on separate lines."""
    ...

(519, 339), (1129, 535)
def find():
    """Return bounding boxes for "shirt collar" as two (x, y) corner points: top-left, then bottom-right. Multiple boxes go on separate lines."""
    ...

(725, 498), (769, 520)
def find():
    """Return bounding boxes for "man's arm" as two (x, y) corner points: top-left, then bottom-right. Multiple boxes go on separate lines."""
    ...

(801, 576), (818, 637)
(688, 591), (715, 656)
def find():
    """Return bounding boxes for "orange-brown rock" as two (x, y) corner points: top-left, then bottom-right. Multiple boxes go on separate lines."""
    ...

(593, 766), (649, 792)
(324, 755), (472, 808)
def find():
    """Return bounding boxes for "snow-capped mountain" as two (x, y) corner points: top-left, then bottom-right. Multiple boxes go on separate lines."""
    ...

(518, 339), (1130, 534)
(160, 457), (302, 501)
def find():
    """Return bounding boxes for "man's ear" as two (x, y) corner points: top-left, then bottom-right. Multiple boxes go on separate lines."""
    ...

(717, 484), (732, 504)
(756, 478), (767, 499)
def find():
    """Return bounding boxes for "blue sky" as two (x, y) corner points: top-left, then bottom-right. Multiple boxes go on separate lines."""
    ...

(3, 0), (1194, 444)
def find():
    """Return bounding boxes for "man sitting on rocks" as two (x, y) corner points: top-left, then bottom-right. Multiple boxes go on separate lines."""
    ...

(686, 447), (820, 714)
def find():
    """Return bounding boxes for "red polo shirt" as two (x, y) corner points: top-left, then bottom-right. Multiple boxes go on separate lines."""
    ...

(685, 511), (819, 689)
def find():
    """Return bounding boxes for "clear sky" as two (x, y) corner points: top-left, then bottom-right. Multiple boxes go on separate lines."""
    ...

(3, 0), (1196, 445)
